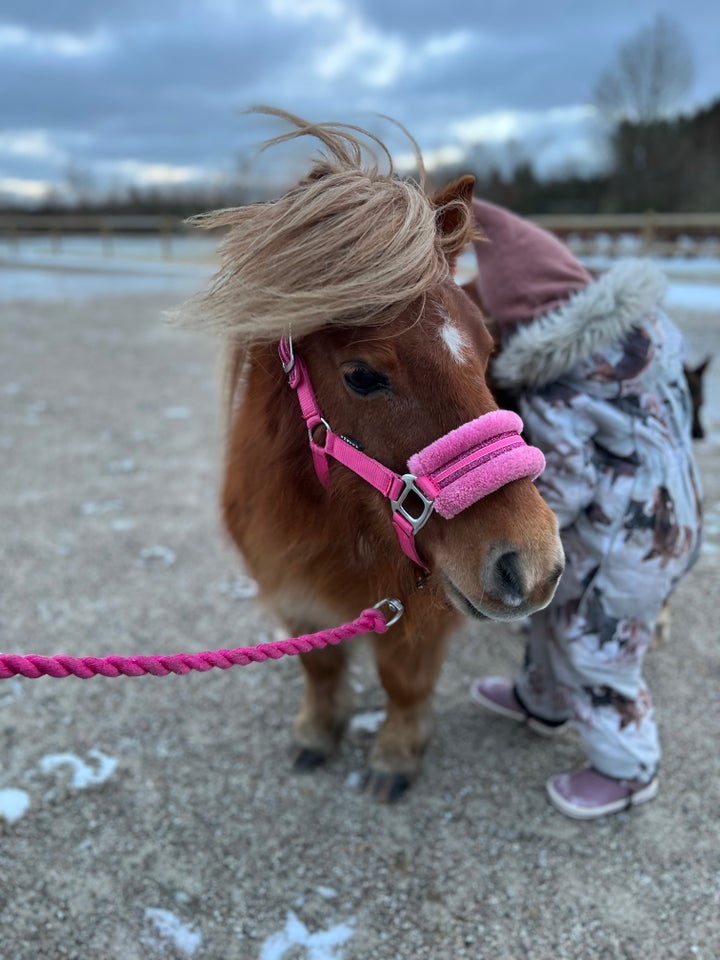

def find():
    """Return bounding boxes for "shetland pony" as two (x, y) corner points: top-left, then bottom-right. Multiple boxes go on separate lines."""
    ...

(182, 110), (564, 801)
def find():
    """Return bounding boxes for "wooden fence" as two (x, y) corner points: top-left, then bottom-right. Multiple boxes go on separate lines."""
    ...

(530, 212), (720, 257)
(0, 214), (190, 257)
(1, 211), (720, 258)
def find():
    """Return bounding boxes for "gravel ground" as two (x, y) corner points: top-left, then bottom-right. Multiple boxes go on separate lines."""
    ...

(1, 292), (719, 960)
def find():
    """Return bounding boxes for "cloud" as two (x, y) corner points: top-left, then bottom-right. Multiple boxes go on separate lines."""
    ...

(0, 0), (718, 202)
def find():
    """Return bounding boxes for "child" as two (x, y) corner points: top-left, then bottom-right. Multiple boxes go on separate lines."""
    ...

(466, 200), (703, 819)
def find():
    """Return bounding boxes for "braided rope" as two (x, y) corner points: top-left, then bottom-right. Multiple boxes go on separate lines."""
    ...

(0, 607), (389, 680)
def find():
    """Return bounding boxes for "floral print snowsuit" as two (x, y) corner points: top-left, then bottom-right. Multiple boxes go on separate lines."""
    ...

(493, 261), (703, 782)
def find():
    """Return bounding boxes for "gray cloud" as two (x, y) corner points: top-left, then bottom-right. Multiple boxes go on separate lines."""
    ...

(1, 0), (718, 201)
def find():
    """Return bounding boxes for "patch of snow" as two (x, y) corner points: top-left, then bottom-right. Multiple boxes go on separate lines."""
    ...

(259, 910), (355, 960)
(39, 749), (118, 789)
(218, 576), (259, 600)
(137, 545), (177, 568)
(0, 234), (216, 302)
(142, 908), (202, 957)
(0, 788), (30, 824)
(664, 282), (720, 313)
(349, 710), (386, 734)
(317, 887), (338, 900)
(163, 406), (191, 420)
(110, 517), (137, 532)
(81, 498), (124, 516)
(701, 502), (720, 555)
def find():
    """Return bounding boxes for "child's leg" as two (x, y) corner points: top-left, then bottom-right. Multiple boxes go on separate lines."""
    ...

(514, 608), (572, 725)
(522, 578), (661, 783)
(516, 542), (666, 783)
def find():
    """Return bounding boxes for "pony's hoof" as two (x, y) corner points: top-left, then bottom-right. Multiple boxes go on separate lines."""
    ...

(290, 744), (328, 771)
(361, 768), (412, 803)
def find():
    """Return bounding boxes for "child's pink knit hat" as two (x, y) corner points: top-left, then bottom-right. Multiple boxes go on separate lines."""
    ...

(470, 198), (592, 328)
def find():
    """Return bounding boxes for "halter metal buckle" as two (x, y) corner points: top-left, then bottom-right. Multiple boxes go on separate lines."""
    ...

(390, 474), (435, 534)
(373, 597), (405, 628)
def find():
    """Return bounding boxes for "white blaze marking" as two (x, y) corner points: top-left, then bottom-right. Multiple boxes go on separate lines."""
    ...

(440, 321), (469, 364)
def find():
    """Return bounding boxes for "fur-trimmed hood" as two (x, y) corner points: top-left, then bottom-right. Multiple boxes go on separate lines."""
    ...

(492, 259), (667, 390)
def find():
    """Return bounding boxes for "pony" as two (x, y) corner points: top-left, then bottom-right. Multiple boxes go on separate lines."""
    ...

(181, 109), (564, 801)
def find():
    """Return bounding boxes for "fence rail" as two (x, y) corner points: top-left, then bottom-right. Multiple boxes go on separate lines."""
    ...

(0, 214), (188, 234)
(531, 212), (720, 257)
(1, 211), (720, 257)
(0, 214), (192, 257)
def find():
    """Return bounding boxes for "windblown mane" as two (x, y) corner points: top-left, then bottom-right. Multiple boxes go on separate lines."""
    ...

(178, 107), (475, 343)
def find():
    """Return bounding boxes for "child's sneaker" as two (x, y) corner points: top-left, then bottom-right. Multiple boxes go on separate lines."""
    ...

(546, 766), (659, 820)
(469, 676), (568, 737)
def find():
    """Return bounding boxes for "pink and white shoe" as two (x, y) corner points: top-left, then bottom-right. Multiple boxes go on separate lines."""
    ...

(546, 766), (659, 820)
(469, 676), (567, 737)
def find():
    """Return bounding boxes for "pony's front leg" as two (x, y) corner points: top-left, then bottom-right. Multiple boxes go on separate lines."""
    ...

(366, 622), (451, 802)
(290, 643), (351, 770)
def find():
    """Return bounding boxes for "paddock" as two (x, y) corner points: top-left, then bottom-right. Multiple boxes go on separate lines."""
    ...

(1, 279), (719, 958)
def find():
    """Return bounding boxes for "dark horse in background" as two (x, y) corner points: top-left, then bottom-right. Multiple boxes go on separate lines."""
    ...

(685, 357), (711, 439)
(182, 110), (564, 801)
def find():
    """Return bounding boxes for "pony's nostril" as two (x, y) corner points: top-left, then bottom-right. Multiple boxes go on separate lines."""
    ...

(493, 551), (525, 606)
(548, 559), (565, 585)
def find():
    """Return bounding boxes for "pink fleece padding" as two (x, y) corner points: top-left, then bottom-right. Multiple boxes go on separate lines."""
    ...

(431, 445), (545, 518)
(407, 409), (545, 520)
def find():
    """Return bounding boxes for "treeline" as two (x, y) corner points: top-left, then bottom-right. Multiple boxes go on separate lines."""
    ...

(430, 97), (720, 216)
(7, 97), (720, 219)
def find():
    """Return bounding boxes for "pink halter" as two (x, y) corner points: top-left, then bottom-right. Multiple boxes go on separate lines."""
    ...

(279, 337), (545, 570)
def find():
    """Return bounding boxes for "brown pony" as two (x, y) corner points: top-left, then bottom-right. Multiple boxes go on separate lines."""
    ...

(182, 110), (564, 801)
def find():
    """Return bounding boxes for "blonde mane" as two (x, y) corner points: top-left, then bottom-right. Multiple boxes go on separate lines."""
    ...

(178, 107), (474, 343)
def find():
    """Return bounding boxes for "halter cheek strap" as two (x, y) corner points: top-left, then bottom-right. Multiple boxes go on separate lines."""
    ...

(279, 337), (545, 571)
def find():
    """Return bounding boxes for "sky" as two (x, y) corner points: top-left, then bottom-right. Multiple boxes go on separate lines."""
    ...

(1, 0), (719, 205)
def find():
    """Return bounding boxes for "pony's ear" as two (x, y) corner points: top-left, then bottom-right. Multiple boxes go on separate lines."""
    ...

(432, 174), (476, 271)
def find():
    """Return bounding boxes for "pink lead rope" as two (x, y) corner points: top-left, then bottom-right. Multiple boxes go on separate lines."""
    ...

(0, 599), (404, 680)
(278, 336), (545, 571)
(0, 334), (545, 682)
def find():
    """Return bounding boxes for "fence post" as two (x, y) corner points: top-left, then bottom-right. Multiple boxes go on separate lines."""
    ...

(50, 220), (62, 253)
(100, 219), (114, 256)
(642, 211), (656, 254)
(5, 221), (19, 251)
(160, 216), (173, 259)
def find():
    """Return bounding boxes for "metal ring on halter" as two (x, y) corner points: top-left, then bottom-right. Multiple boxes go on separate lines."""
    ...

(308, 418), (331, 445)
(373, 597), (405, 628)
(281, 334), (295, 374)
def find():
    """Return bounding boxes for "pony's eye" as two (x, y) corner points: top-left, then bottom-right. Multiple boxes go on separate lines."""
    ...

(342, 363), (391, 397)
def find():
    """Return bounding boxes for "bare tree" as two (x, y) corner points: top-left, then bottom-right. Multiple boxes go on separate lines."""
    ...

(594, 15), (694, 123)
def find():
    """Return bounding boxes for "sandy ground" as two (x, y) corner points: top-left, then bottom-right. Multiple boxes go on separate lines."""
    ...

(1, 292), (719, 960)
